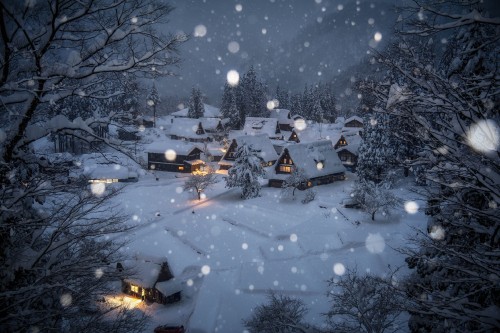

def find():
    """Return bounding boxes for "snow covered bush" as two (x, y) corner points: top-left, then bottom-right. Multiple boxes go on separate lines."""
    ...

(225, 143), (265, 199)
(281, 167), (310, 199)
(301, 189), (316, 204)
(352, 180), (398, 221)
(325, 268), (405, 333)
(243, 292), (311, 333)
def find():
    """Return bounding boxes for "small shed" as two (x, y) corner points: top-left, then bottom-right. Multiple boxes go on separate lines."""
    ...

(85, 164), (138, 183)
(146, 141), (204, 173)
(269, 109), (294, 131)
(344, 116), (363, 128)
(242, 117), (283, 140)
(268, 140), (346, 188)
(119, 254), (182, 305)
(169, 118), (212, 143)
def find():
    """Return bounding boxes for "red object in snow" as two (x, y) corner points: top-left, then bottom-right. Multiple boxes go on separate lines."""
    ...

(153, 325), (185, 333)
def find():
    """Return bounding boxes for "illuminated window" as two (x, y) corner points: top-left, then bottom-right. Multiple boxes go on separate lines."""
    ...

(131, 285), (139, 293)
(178, 166), (184, 171)
(279, 165), (292, 173)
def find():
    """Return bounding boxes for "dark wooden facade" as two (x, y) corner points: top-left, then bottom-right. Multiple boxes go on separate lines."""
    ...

(334, 135), (348, 149)
(344, 119), (363, 128)
(148, 147), (203, 173)
(337, 149), (358, 171)
(287, 130), (300, 143)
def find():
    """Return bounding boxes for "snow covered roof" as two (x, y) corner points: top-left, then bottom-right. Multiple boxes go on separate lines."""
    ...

(169, 118), (210, 139)
(294, 123), (342, 143)
(337, 135), (363, 155)
(242, 117), (282, 139)
(121, 254), (173, 288)
(170, 104), (221, 118)
(200, 117), (223, 131)
(155, 279), (183, 297)
(271, 140), (346, 179)
(84, 164), (134, 180)
(146, 140), (202, 155)
(344, 116), (363, 125)
(269, 109), (293, 125)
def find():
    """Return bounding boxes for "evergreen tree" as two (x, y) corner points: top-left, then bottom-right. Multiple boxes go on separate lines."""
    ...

(310, 98), (324, 124)
(275, 85), (290, 109)
(220, 83), (242, 130)
(225, 143), (265, 199)
(375, 2), (500, 331)
(356, 113), (394, 183)
(187, 87), (204, 119)
(301, 85), (314, 120)
(318, 83), (337, 122)
(239, 66), (267, 118)
(290, 93), (303, 117)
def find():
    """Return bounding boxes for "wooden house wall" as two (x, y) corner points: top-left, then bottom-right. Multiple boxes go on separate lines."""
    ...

(147, 149), (202, 172)
(344, 120), (363, 128)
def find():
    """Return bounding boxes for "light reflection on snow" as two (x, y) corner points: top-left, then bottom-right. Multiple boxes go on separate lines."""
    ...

(201, 265), (211, 275)
(164, 149), (176, 161)
(90, 183), (105, 196)
(404, 201), (419, 214)
(95, 268), (104, 279)
(466, 119), (499, 153)
(429, 225), (445, 240)
(333, 263), (346, 276)
(365, 233), (385, 253)
(60, 293), (72, 307)
(194, 24), (207, 37)
(227, 70), (240, 86)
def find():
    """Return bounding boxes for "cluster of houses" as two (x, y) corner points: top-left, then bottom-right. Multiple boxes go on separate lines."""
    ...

(144, 103), (364, 189)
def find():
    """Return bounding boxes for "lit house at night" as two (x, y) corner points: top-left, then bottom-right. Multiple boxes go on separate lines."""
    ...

(118, 255), (182, 305)
(268, 140), (346, 188)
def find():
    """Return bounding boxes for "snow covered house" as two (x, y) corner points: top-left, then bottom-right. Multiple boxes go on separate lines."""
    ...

(336, 135), (362, 171)
(242, 117), (283, 140)
(268, 140), (346, 188)
(170, 118), (212, 143)
(146, 141), (204, 173)
(85, 164), (138, 183)
(344, 116), (363, 128)
(218, 134), (279, 171)
(269, 109), (294, 131)
(170, 104), (222, 119)
(118, 255), (182, 305)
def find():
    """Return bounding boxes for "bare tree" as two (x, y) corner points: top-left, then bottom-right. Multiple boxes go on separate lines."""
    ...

(325, 268), (405, 333)
(183, 170), (218, 200)
(243, 292), (312, 333)
(0, 0), (186, 163)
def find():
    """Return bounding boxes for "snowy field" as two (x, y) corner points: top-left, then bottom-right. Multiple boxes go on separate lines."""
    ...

(108, 169), (427, 332)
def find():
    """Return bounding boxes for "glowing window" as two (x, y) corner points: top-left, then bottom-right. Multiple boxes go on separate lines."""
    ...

(131, 285), (139, 293)
(178, 166), (184, 171)
(279, 165), (291, 173)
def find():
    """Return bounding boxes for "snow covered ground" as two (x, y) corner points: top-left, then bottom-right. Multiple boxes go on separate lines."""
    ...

(106, 169), (427, 332)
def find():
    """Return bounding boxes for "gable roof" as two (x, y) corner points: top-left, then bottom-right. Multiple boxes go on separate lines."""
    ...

(344, 115), (363, 125)
(169, 118), (210, 140)
(121, 254), (174, 288)
(269, 109), (293, 125)
(200, 117), (223, 132)
(222, 134), (279, 163)
(170, 104), (221, 118)
(336, 135), (363, 155)
(271, 140), (345, 179)
(243, 117), (282, 139)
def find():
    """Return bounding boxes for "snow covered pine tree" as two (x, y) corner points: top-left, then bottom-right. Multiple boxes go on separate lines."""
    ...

(376, 1), (499, 331)
(225, 143), (265, 199)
